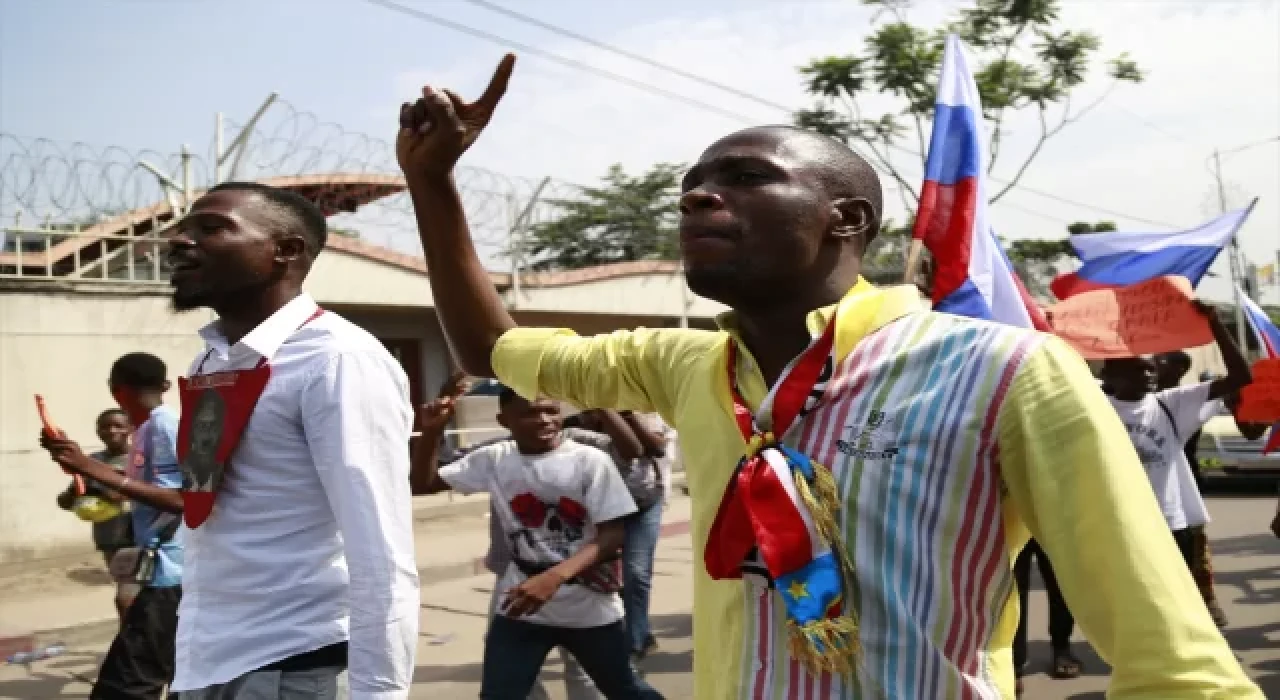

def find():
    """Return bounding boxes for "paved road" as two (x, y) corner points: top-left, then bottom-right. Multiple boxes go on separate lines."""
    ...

(2, 495), (1277, 699)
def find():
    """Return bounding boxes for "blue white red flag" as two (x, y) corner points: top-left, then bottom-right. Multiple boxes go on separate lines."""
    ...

(1051, 202), (1257, 299)
(914, 34), (1049, 331)
(1236, 285), (1280, 454)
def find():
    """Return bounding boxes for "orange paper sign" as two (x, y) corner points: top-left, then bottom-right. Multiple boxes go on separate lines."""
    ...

(1045, 276), (1212, 359)
(1236, 358), (1280, 423)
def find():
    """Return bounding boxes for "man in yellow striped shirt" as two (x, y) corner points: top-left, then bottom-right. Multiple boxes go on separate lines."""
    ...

(394, 55), (1260, 699)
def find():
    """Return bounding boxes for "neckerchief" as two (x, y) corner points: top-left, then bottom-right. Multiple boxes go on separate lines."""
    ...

(176, 307), (324, 528)
(704, 316), (860, 675)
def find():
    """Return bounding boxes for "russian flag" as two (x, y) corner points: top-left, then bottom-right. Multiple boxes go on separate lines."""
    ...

(1237, 286), (1280, 454)
(914, 34), (1048, 331)
(1050, 201), (1257, 299)
(1240, 286), (1280, 359)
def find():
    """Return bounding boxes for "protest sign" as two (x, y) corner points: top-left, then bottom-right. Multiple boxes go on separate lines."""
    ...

(1236, 358), (1280, 423)
(1045, 276), (1212, 359)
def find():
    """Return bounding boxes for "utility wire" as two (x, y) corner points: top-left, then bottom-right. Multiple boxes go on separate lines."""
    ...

(370, 0), (1186, 228)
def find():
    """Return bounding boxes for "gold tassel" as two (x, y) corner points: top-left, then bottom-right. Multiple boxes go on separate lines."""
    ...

(789, 458), (862, 673)
(787, 617), (861, 675)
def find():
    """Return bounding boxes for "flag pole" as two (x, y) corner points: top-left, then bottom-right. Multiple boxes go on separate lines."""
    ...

(1213, 149), (1251, 352)
(902, 238), (924, 286)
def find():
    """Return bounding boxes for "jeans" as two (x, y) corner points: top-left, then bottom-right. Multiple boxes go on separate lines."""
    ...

(1012, 541), (1074, 671)
(91, 586), (181, 700)
(487, 580), (599, 700)
(483, 616), (664, 700)
(623, 501), (664, 653)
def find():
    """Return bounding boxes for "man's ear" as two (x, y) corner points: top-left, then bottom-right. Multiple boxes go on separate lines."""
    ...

(275, 234), (307, 264)
(830, 197), (877, 250)
(162, 380), (172, 393)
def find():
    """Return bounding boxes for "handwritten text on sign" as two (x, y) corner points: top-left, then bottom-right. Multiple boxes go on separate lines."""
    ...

(1045, 276), (1212, 359)
(1236, 358), (1280, 423)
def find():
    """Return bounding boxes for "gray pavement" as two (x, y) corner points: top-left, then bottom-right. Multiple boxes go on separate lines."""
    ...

(2, 494), (1277, 699)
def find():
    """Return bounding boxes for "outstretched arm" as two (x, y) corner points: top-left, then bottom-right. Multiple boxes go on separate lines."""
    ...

(397, 55), (518, 378)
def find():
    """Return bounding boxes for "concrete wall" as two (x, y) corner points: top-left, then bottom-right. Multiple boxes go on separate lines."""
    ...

(0, 285), (214, 564)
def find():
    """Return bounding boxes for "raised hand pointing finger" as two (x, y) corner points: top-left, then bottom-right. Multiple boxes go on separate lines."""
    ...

(396, 53), (517, 182)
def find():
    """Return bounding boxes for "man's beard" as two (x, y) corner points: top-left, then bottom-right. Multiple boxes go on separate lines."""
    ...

(171, 280), (268, 314)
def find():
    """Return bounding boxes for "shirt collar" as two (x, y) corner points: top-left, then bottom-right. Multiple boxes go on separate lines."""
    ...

(198, 293), (319, 362)
(715, 277), (923, 351)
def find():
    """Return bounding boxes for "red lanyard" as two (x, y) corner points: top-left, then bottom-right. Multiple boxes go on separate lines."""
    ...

(726, 320), (836, 442)
(195, 308), (325, 374)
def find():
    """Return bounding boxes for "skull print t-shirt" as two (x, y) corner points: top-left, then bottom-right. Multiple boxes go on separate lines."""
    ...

(439, 438), (637, 628)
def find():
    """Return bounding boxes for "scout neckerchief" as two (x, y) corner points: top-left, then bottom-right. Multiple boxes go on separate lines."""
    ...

(176, 307), (324, 528)
(703, 316), (860, 675)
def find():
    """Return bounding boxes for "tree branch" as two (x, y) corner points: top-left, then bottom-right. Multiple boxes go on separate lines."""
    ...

(912, 112), (927, 174)
(987, 24), (1028, 174)
(842, 95), (919, 204)
(989, 107), (1049, 203)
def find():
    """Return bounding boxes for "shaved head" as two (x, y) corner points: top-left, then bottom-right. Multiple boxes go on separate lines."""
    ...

(731, 126), (883, 238)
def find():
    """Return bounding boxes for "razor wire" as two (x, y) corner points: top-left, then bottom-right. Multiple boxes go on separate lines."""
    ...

(0, 96), (580, 257)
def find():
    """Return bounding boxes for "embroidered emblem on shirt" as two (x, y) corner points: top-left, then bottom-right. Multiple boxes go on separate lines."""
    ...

(836, 410), (901, 461)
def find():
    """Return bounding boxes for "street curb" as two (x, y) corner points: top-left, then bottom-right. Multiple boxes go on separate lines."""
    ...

(4, 518), (693, 654)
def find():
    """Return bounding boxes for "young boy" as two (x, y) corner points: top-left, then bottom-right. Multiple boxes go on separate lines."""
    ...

(413, 388), (662, 700)
(40, 352), (183, 699)
(1100, 303), (1252, 588)
(55, 408), (137, 620)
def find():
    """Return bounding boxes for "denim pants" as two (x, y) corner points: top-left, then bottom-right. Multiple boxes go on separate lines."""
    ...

(487, 580), (598, 700)
(482, 616), (664, 700)
(622, 501), (664, 653)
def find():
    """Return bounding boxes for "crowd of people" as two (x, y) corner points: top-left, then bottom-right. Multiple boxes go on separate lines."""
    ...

(35, 51), (1277, 699)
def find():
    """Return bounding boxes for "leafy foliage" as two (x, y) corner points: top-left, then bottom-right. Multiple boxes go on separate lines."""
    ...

(796, 0), (1142, 210)
(519, 164), (683, 271)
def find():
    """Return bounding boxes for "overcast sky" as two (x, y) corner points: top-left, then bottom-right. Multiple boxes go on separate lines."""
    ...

(2, 0), (1276, 302)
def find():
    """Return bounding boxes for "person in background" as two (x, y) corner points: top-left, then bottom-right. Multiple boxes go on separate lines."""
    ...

(41, 353), (184, 700)
(1153, 350), (1267, 627)
(413, 388), (662, 700)
(419, 375), (602, 700)
(1101, 304), (1252, 619)
(1012, 540), (1079, 687)
(568, 410), (669, 661)
(55, 408), (138, 622)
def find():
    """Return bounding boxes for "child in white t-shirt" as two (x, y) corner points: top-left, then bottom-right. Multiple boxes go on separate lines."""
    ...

(413, 387), (663, 700)
(1099, 302), (1255, 585)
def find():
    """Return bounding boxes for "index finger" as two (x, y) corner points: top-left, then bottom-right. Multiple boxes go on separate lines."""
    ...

(474, 54), (516, 111)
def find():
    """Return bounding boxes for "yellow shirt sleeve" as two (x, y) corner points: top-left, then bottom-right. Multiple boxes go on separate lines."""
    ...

(997, 335), (1261, 699)
(491, 326), (720, 419)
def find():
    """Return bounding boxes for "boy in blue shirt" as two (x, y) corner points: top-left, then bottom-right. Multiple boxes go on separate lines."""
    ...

(41, 352), (183, 699)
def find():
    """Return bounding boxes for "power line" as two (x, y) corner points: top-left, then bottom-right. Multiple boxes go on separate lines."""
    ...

(460, 0), (795, 114)
(369, 0), (1183, 229)
(363, 0), (754, 124)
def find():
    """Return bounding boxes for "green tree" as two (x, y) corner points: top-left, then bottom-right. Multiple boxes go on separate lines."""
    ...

(520, 163), (683, 271)
(795, 0), (1142, 214)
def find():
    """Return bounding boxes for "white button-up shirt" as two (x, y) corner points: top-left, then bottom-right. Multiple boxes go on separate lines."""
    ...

(171, 294), (420, 699)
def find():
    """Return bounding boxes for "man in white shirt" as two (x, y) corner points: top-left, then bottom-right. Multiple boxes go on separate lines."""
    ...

(413, 388), (663, 699)
(165, 182), (420, 699)
(1101, 302), (1252, 590)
